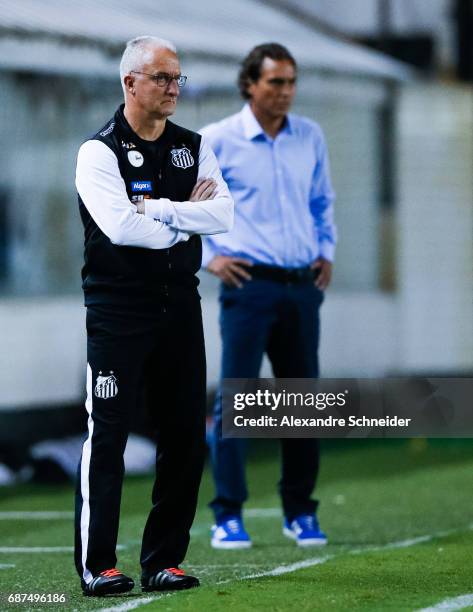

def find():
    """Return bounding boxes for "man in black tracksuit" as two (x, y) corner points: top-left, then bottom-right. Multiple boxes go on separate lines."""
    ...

(74, 35), (233, 597)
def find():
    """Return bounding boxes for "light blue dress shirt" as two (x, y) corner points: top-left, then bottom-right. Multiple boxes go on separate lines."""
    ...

(200, 104), (337, 268)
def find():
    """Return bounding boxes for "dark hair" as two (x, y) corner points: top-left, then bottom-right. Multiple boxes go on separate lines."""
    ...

(238, 43), (297, 100)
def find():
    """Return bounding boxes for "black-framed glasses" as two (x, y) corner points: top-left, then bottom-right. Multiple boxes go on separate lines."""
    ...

(131, 71), (187, 88)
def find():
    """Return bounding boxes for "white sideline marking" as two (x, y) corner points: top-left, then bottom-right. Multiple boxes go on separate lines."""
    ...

(0, 507), (278, 524)
(349, 534), (435, 555)
(97, 524), (473, 612)
(0, 509), (462, 527)
(0, 563), (15, 568)
(245, 508), (281, 518)
(0, 511), (73, 520)
(230, 526), (472, 582)
(0, 544), (126, 553)
(189, 563), (265, 568)
(240, 555), (333, 579)
(98, 594), (170, 612)
(0, 546), (74, 553)
(417, 594), (473, 611)
(98, 596), (159, 612)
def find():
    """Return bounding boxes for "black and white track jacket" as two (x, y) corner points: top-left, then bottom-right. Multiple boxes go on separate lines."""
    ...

(76, 104), (233, 305)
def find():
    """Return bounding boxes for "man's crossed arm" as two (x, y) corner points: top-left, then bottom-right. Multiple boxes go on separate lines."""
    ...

(76, 137), (233, 250)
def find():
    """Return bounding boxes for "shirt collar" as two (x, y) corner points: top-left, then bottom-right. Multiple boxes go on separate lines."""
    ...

(241, 103), (293, 140)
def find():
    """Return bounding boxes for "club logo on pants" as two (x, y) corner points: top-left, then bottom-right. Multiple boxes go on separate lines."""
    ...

(170, 147), (194, 169)
(94, 371), (118, 399)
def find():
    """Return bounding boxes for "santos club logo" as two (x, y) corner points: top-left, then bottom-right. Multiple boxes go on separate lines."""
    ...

(170, 147), (194, 169)
(94, 371), (118, 399)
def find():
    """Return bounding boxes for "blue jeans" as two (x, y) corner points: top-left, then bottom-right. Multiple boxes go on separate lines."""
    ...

(210, 278), (323, 523)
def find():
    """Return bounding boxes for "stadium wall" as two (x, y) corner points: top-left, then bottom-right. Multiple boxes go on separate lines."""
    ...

(0, 76), (471, 412)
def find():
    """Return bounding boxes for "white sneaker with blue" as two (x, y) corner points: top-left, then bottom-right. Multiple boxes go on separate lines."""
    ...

(283, 514), (328, 547)
(211, 516), (252, 549)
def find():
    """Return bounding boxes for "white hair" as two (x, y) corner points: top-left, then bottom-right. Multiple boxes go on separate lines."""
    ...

(119, 36), (177, 95)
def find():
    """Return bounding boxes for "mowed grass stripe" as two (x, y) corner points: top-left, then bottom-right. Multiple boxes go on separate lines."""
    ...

(0, 546), (74, 553)
(0, 511), (73, 520)
(0, 544), (126, 553)
(1, 441), (472, 611)
(135, 530), (473, 612)
(237, 523), (473, 580)
(98, 527), (473, 612)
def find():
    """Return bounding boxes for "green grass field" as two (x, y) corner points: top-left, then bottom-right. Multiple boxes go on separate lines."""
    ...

(1, 439), (473, 611)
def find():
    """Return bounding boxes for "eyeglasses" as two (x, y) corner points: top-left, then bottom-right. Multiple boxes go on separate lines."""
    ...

(131, 71), (187, 88)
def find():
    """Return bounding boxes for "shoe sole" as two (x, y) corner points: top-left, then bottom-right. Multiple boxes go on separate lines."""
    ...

(211, 539), (252, 550)
(282, 527), (328, 547)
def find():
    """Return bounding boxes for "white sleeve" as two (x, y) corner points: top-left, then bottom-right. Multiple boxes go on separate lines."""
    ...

(76, 140), (190, 249)
(143, 136), (234, 235)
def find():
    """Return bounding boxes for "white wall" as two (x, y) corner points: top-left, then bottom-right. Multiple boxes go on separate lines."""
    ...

(201, 284), (398, 381)
(0, 297), (86, 409)
(0, 291), (398, 410)
(1, 84), (471, 410)
(396, 83), (473, 372)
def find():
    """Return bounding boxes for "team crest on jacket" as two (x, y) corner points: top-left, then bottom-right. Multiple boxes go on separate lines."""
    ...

(170, 147), (194, 169)
(94, 371), (118, 399)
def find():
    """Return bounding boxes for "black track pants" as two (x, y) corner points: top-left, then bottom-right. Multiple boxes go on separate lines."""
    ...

(74, 295), (206, 583)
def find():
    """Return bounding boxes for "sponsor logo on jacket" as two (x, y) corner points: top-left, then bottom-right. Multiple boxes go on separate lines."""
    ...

(131, 180), (152, 192)
(100, 122), (115, 137)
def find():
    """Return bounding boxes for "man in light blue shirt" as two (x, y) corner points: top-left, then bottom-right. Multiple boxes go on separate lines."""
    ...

(201, 43), (337, 549)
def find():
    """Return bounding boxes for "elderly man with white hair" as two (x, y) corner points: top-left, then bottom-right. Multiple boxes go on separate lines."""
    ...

(74, 36), (233, 597)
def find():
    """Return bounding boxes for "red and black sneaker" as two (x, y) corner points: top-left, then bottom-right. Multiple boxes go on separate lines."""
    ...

(141, 567), (199, 592)
(81, 568), (134, 596)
